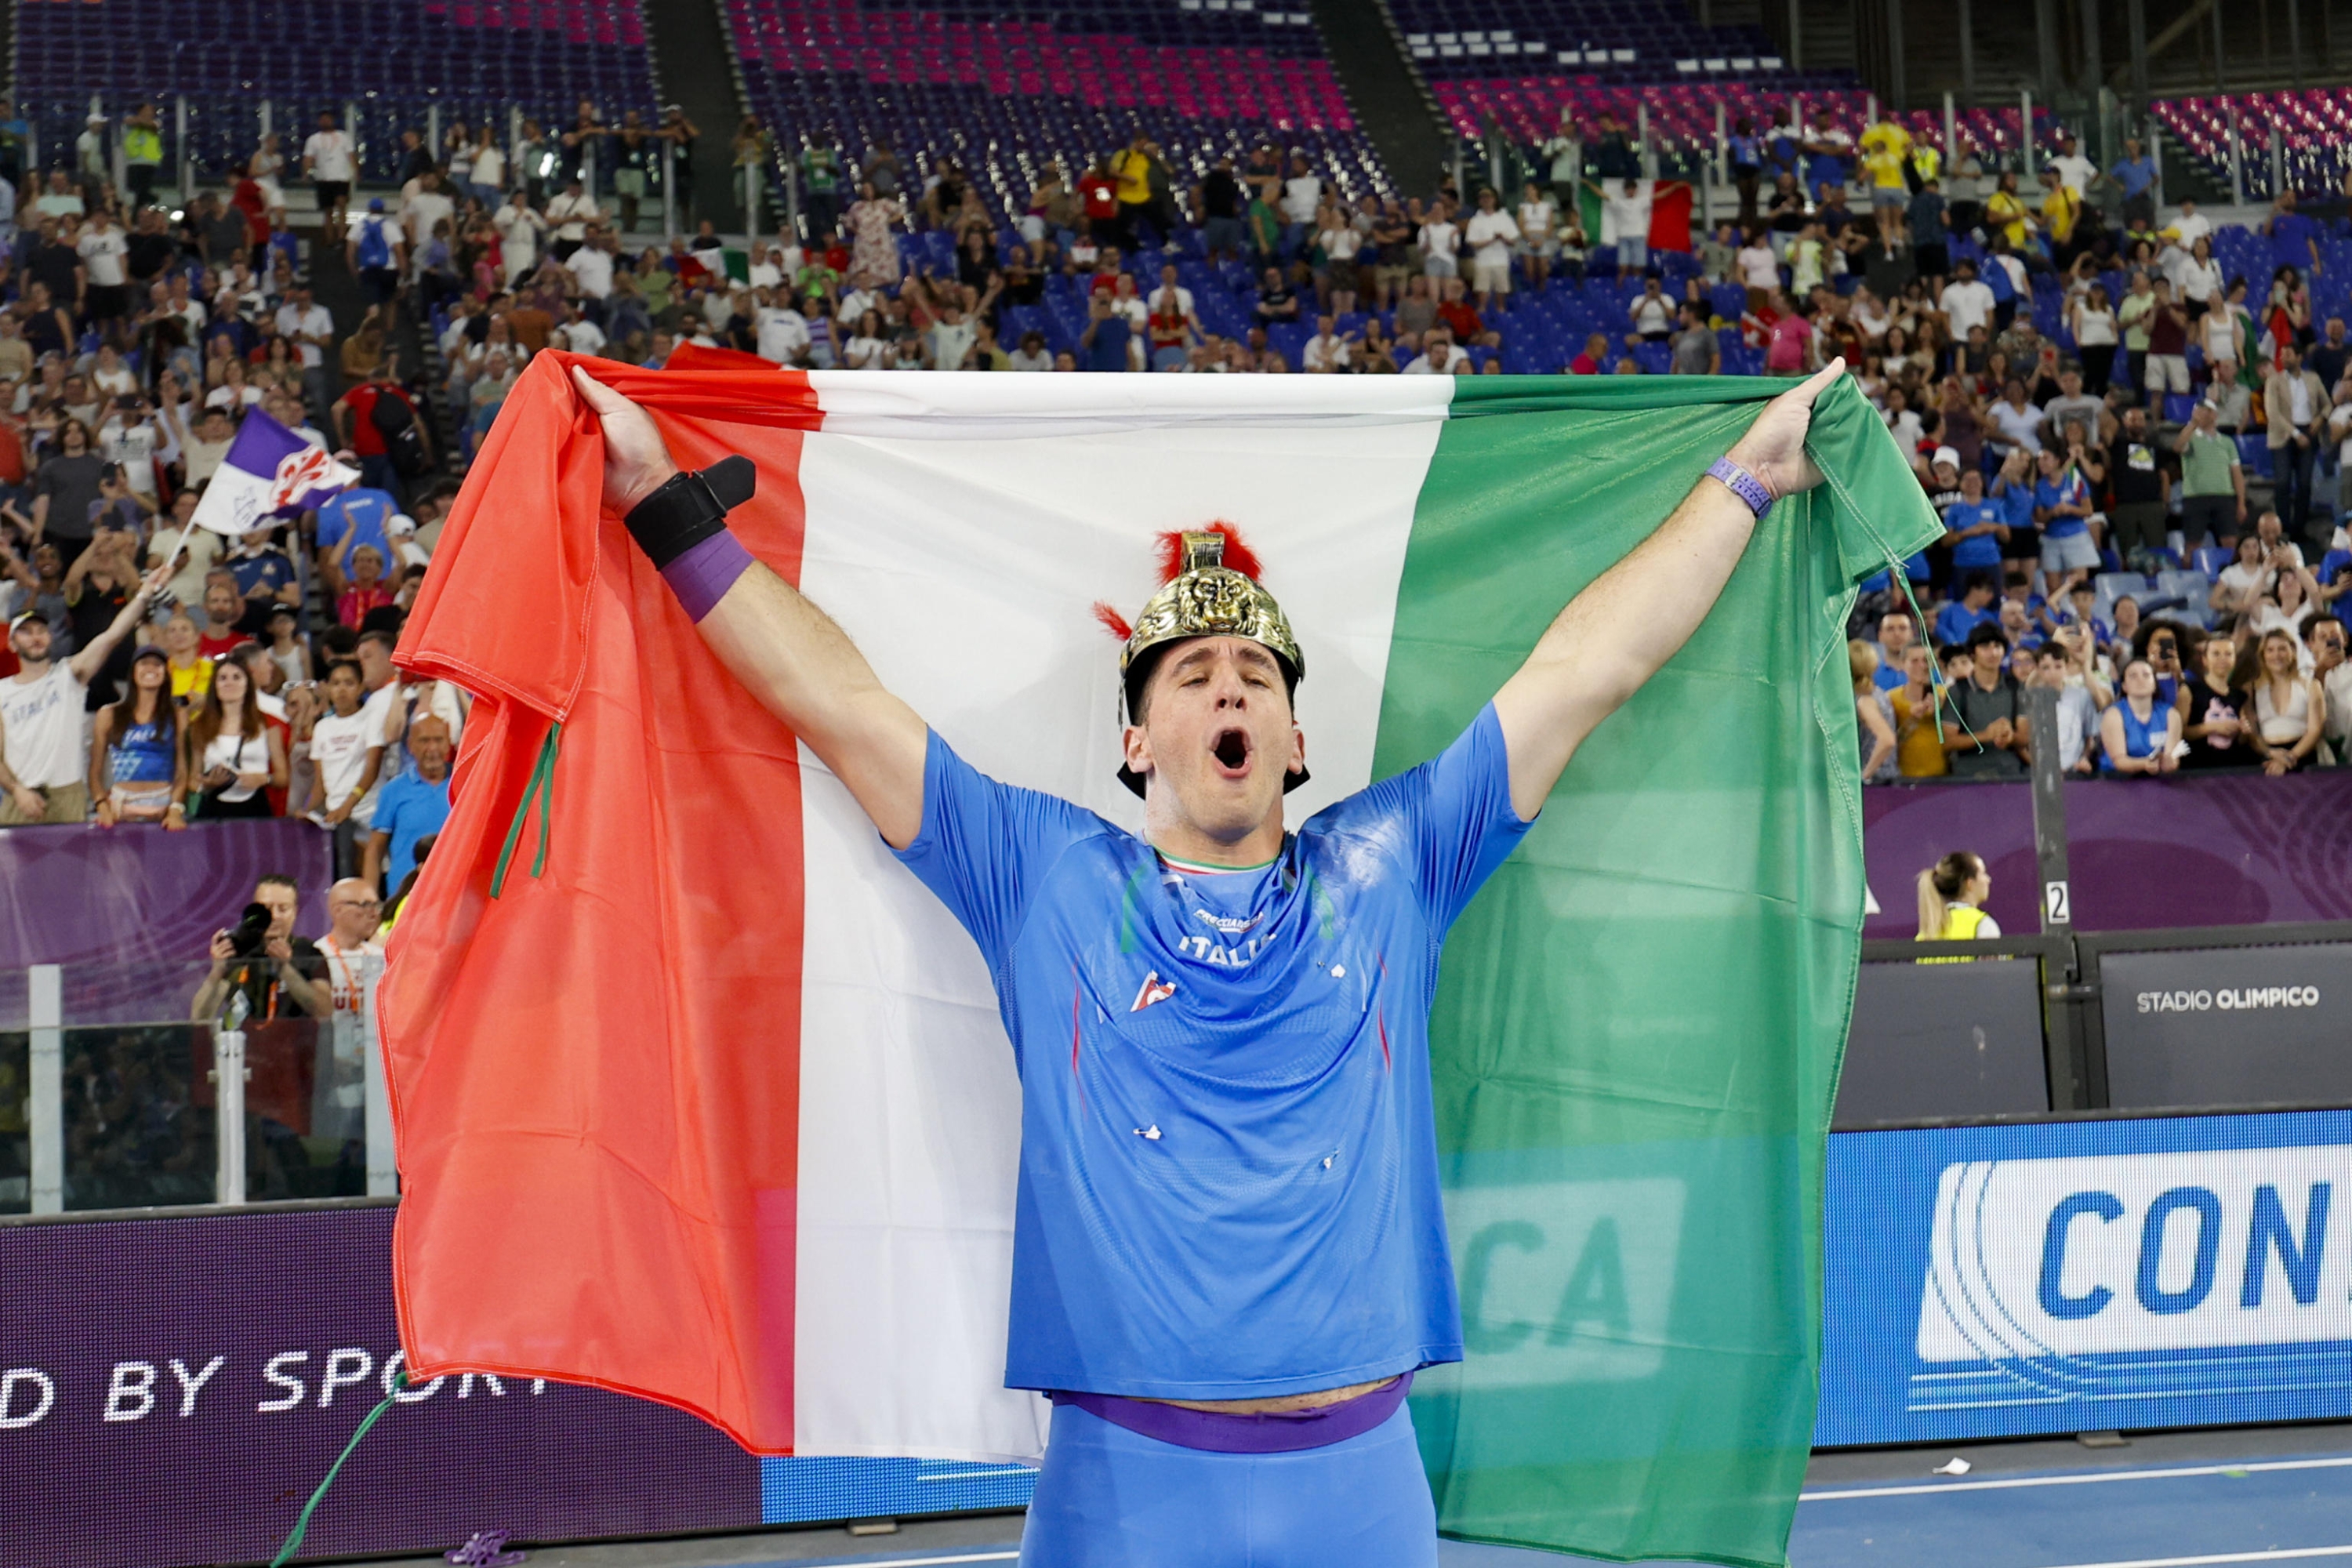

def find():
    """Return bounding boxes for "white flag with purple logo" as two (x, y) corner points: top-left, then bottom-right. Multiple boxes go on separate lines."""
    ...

(188, 408), (361, 536)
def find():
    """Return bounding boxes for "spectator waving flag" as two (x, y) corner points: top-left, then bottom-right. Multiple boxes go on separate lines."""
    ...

(188, 407), (361, 536)
(384, 357), (1940, 1568)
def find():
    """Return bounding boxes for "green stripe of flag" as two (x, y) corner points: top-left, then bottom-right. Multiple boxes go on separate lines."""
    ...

(1383, 376), (1942, 1566)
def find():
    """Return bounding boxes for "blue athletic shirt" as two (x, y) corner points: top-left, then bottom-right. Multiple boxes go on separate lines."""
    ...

(891, 702), (1534, 1399)
(2035, 472), (2091, 538)
(1943, 498), (2007, 568)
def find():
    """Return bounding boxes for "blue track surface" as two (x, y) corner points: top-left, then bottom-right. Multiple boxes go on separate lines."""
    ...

(746, 1449), (2352, 1568)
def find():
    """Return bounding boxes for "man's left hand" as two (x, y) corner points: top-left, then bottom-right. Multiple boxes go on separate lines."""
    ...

(1725, 357), (1846, 499)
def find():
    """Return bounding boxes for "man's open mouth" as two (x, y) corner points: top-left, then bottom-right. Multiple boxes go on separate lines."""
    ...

(1211, 728), (1252, 776)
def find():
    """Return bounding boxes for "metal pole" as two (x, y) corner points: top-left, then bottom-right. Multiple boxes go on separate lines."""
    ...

(786, 147), (800, 241)
(427, 102), (441, 167)
(745, 160), (760, 245)
(2212, 0), (2227, 95)
(110, 106), (125, 198)
(583, 135), (596, 203)
(1452, 134), (1465, 200)
(27, 964), (60, 1215)
(2151, 118), (2164, 205)
(2288, 0), (2304, 91)
(1958, 0), (1976, 101)
(260, 100), (270, 140)
(2023, 88), (2037, 176)
(2025, 685), (2073, 938)
(1715, 99), (1729, 187)
(1789, 0), (1803, 71)
(1637, 103), (1654, 180)
(361, 956), (394, 1197)
(2034, 0), (2060, 101)
(175, 95), (189, 205)
(1945, 90), (1958, 166)
(2127, 0), (2150, 108)
(2270, 123), (2282, 200)
(2079, 0), (2103, 107)
(1886, 0), (1905, 114)
(663, 137), (677, 238)
(2228, 107), (2244, 205)
(346, 100), (358, 187)
(213, 1028), (246, 1207)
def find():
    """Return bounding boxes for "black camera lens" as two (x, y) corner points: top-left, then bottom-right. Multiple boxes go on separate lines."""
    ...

(227, 902), (274, 957)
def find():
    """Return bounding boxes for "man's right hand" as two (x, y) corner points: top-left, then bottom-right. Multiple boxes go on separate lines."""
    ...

(9, 785), (43, 819)
(569, 366), (678, 515)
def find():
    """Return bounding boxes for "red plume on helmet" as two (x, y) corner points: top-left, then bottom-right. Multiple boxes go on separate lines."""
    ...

(1093, 521), (1262, 641)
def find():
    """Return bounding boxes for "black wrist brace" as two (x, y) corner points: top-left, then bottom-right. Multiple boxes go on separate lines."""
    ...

(621, 455), (758, 568)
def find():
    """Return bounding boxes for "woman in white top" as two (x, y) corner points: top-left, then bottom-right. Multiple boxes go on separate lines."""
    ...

(1736, 230), (1780, 294)
(2180, 236), (2225, 316)
(249, 132), (285, 211)
(2068, 284), (2118, 395)
(2211, 535), (2276, 626)
(186, 655), (287, 818)
(88, 343), (136, 399)
(1515, 181), (1558, 292)
(840, 309), (887, 371)
(2247, 628), (2325, 774)
(2249, 569), (2321, 664)
(2200, 281), (2245, 365)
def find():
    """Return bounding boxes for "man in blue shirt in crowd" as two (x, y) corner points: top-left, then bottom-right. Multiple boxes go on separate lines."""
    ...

(313, 483), (401, 594)
(569, 358), (1849, 1566)
(1936, 571), (2002, 648)
(1941, 468), (2009, 584)
(365, 713), (451, 895)
(2106, 137), (2158, 227)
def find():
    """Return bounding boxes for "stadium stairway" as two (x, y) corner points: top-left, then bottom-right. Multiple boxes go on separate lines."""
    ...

(2154, 122), (2234, 209)
(652, 0), (753, 234)
(1311, 0), (1451, 194)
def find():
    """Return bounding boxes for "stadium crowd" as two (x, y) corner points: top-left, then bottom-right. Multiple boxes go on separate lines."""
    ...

(0, 97), (2350, 929)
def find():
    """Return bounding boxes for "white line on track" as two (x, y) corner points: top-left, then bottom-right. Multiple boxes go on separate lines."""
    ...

(915, 1466), (1039, 1482)
(1801, 1454), (2352, 1501)
(2039, 1548), (2352, 1568)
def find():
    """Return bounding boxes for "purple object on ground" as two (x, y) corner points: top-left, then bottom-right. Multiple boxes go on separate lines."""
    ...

(659, 528), (757, 622)
(1049, 1373), (1411, 1454)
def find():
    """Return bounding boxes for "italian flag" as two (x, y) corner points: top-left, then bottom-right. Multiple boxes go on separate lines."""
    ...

(384, 356), (1938, 1566)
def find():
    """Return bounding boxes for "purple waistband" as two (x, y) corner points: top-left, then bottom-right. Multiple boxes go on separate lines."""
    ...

(657, 528), (756, 622)
(1050, 1373), (1411, 1454)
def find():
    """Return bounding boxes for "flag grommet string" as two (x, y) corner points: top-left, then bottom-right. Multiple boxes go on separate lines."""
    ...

(269, 1370), (410, 1566)
(490, 721), (562, 898)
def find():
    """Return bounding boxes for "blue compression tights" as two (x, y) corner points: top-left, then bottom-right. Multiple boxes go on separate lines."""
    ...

(1018, 1399), (1440, 1568)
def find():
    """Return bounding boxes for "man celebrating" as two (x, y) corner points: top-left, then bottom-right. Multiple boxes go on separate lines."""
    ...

(0, 561), (164, 822)
(568, 358), (1846, 1566)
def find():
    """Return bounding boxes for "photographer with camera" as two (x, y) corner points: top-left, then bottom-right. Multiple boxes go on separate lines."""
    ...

(189, 873), (328, 1025)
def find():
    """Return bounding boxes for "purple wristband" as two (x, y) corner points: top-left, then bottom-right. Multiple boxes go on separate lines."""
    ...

(1707, 456), (1775, 517)
(658, 528), (755, 622)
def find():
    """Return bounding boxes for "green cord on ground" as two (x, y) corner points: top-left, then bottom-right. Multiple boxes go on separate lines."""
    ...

(270, 1370), (409, 1566)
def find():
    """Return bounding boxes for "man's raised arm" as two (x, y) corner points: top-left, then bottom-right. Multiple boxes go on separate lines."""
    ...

(1490, 359), (1842, 821)
(570, 368), (929, 848)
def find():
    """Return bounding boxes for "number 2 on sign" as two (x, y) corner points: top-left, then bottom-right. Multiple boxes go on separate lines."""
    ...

(2045, 880), (2071, 925)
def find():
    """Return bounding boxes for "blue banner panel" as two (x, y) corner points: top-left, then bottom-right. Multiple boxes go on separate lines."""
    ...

(1817, 1111), (2352, 1446)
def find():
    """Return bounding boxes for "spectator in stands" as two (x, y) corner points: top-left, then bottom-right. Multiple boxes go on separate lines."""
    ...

(2034, 443), (2101, 591)
(2034, 643), (2100, 775)
(186, 654), (285, 819)
(307, 657), (383, 877)
(1942, 623), (2030, 779)
(1916, 851), (2000, 951)
(2267, 343), (2326, 534)
(2175, 399), (2245, 548)
(2309, 615), (2350, 765)
(2098, 658), (2180, 776)
(347, 198), (405, 308)
(2246, 629), (2324, 775)
(1935, 571), (2001, 648)
(191, 870), (326, 1026)
(88, 644), (182, 828)
(332, 359), (426, 507)
(1670, 302), (1717, 376)
(0, 561), (158, 822)
(2143, 278), (2190, 400)
(2181, 632), (2249, 769)
(301, 111), (354, 216)
(1463, 188), (1517, 310)
(2212, 534), (2276, 631)
(1890, 644), (1946, 779)
(1850, 641), (1896, 782)
(365, 713), (452, 895)
(2104, 404), (2170, 568)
